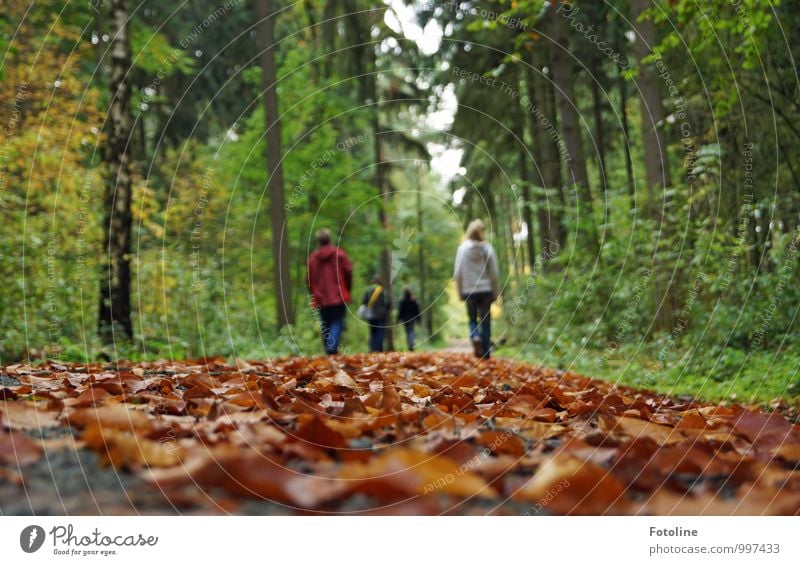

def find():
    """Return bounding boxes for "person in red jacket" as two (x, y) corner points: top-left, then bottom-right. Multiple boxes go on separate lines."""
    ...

(307, 228), (353, 354)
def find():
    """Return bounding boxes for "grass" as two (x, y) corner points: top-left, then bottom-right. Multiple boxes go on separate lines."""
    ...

(496, 337), (800, 410)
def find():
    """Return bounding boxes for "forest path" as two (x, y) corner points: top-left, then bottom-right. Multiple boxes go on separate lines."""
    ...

(440, 338), (474, 354)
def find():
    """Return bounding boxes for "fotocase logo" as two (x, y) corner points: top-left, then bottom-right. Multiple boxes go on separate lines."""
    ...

(20, 525), (46, 553)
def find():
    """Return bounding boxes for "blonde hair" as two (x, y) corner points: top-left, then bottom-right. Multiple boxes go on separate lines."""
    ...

(465, 219), (485, 241)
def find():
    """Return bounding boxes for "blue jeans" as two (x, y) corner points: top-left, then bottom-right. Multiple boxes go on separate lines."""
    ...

(369, 320), (386, 352)
(320, 304), (346, 354)
(404, 322), (415, 351)
(465, 292), (492, 358)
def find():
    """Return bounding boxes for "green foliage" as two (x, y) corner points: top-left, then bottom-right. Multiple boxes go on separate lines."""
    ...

(130, 23), (194, 75)
(504, 339), (800, 406)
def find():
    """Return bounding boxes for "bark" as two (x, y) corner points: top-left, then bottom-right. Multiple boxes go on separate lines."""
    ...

(629, 0), (672, 217)
(588, 61), (608, 194)
(630, 0), (677, 332)
(358, 6), (394, 350)
(98, 0), (134, 343)
(515, 112), (537, 271)
(617, 47), (636, 201)
(501, 189), (520, 278)
(256, 0), (294, 327)
(321, 0), (337, 77)
(416, 188), (432, 336)
(375, 138), (395, 351)
(525, 50), (565, 264)
(547, 5), (597, 251)
(518, 151), (537, 272)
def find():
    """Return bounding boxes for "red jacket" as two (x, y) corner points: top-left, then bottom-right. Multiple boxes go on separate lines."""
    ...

(307, 245), (352, 308)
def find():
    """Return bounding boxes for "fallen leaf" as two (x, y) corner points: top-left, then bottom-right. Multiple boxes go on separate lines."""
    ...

(333, 370), (359, 389)
(514, 455), (628, 514)
(66, 404), (154, 434)
(0, 428), (43, 466)
(83, 425), (182, 469)
(339, 447), (497, 500)
(0, 401), (61, 431)
(601, 415), (686, 446)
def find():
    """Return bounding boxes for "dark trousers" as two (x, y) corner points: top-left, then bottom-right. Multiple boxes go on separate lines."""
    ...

(319, 304), (346, 354)
(368, 320), (386, 352)
(404, 322), (415, 351)
(465, 292), (492, 358)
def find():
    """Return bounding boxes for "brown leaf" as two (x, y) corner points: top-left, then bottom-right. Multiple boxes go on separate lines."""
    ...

(293, 415), (348, 450)
(514, 455), (628, 514)
(381, 383), (402, 412)
(83, 425), (182, 469)
(600, 415), (686, 446)
(674, 410), (709, 430)
(183, 384), (215, 399)
(66, 404), (154, 434)
(476, 431), (526, 456)
(67, 386), (111, 407)
(494, 417), (567, 441)
(729, 407), (800, 452)
(0, 428), (43, 466)
(339, 447), (497, 500)
(332, 370), (359, 390)
(144, 447), (347, 508)
(772, 443), (800, 464)
(0, 401), (61, 431)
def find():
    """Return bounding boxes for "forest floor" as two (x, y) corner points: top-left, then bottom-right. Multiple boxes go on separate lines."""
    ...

(1, 352), (800, 516)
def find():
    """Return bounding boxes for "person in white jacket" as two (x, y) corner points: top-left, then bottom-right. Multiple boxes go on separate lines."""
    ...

(454, 219), (500, 358)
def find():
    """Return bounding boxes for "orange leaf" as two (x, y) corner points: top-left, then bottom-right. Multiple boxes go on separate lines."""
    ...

(515, 455), (628, 514)
(339, 447), (497, 500)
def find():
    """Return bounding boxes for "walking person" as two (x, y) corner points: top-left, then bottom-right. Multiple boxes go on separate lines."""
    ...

(397, 286), (421, 351)
(360, 274), (389, 352)
(454, 219), (500, 359)
(307, 228), (353, 355)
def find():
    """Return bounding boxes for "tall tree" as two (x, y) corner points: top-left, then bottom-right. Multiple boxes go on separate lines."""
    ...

(629, 0), (672, 216)
(587, 60), (608, 195)
(546, 3), (598, 253)
(513, 67), (537, 272)
(98, 0), (135, 343)
(617, 39), (636, 200)
(576, 1), (611, 195)
(256, 0), (294, 328)
(343, 0), (395, 349)
(630, 0), (676, 331)
(524, 51), (566, 267)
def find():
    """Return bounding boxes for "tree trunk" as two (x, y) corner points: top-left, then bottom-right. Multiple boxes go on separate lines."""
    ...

(630, 0), (672, 217)
(617, 48), (636, 201)
(501, 189), (520, 278)
(98, 0), (134, 343)
(518, 152), (537, 272)
(320, 0), (337, 77)
(369, 70), (394, 352)
(588, 62), (608, 194)
(547, 5), (597, 252)
(256, 0), (294, 328)
(514, 76), (537, 272)
(376, 155), (394, 352)
(525, 51), (565, 266)
(416, 188), (432, 337)
(630, 0), (676, 332)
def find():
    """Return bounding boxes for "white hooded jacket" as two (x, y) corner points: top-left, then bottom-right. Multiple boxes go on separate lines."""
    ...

(454, 239), (499, 298)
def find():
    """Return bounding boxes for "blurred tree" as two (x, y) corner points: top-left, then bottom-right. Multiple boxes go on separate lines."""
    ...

(255, 0), (293, 328)
(98, 0), (135, 343)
